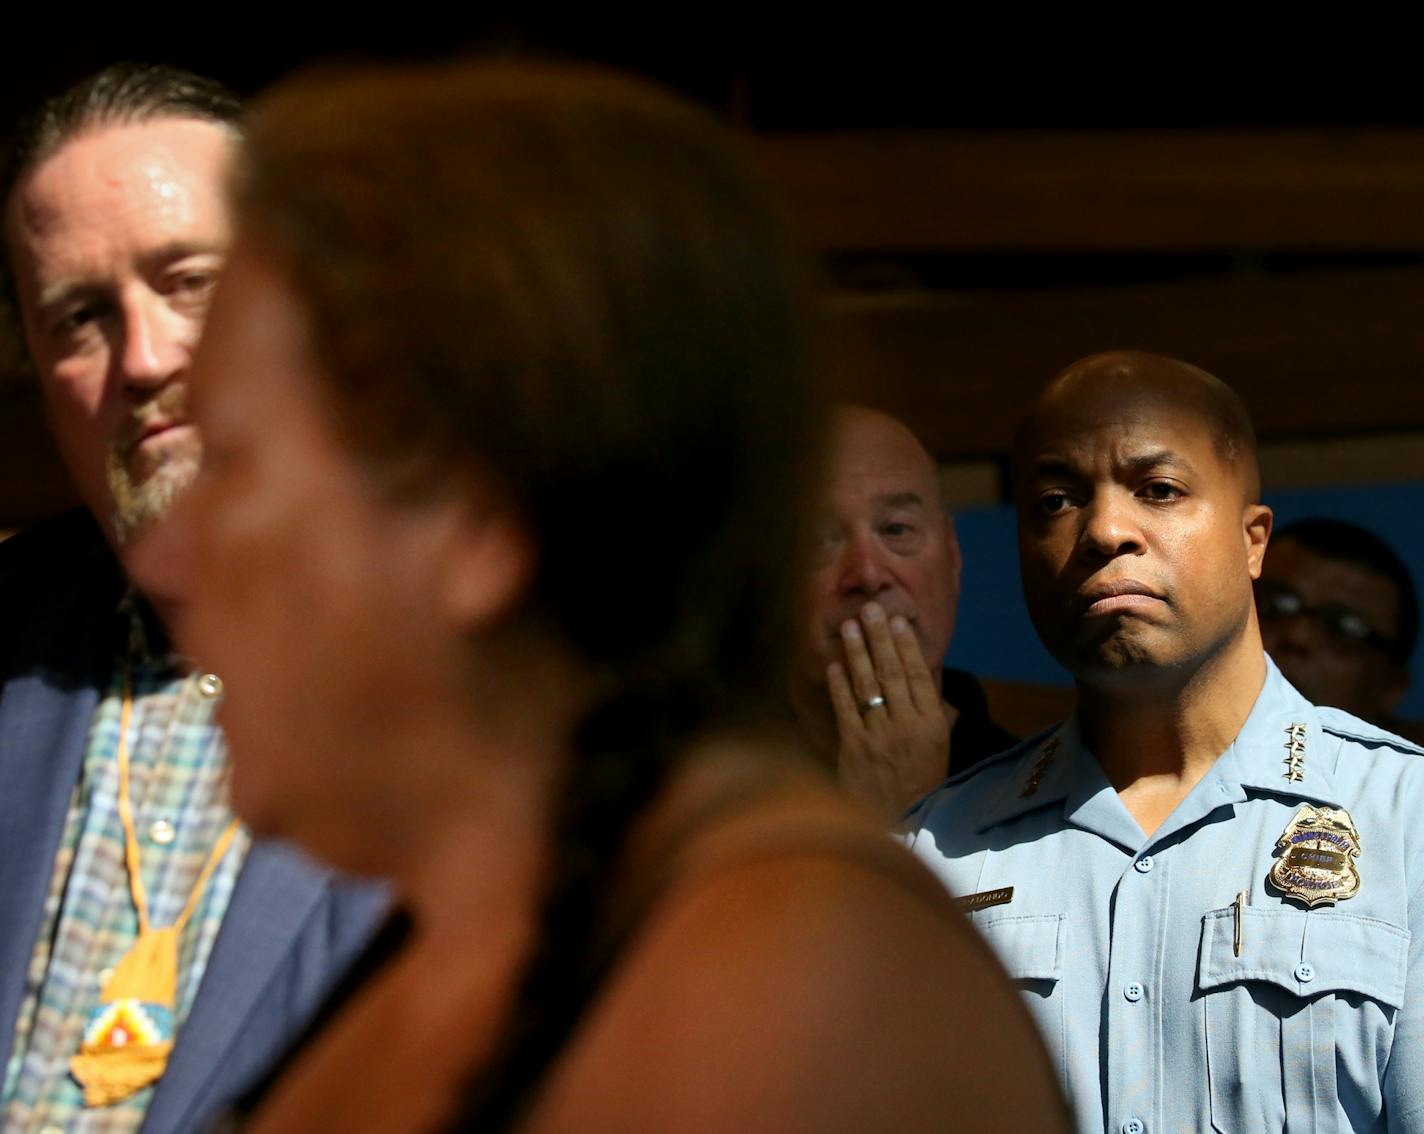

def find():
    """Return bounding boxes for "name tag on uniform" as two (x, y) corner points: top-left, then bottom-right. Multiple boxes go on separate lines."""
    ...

(956, 886), (1014, 913)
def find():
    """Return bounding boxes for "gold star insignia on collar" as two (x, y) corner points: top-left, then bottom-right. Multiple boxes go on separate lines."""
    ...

(1021, 737), (1060, 797)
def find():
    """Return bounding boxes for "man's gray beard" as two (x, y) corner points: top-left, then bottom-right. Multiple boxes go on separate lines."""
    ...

(106, 444), (199, 546)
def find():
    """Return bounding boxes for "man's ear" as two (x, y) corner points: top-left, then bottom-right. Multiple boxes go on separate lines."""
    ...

(1244, 503), (1273, 580)
(438, 492), (538, 631)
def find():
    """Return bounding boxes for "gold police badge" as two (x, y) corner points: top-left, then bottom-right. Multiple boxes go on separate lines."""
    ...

(1268, 803), (1362, 908)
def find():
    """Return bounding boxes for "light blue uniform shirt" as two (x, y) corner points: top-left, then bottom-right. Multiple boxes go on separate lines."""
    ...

(905, 658), (1424, 1134)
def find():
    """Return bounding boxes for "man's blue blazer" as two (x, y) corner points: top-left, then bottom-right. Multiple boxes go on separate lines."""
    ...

(0, 510), (387, 1133)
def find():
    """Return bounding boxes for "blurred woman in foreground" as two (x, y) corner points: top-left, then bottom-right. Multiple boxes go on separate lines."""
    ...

(179, 60), (1067, 1132)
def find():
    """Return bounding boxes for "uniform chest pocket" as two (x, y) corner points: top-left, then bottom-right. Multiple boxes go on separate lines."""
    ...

(1197, 905), (1408, 1134)
(978, 914), (1067, 1091)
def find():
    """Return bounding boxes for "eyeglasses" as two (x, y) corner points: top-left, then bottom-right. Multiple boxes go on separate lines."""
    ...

(1254, 582), (1399, 656)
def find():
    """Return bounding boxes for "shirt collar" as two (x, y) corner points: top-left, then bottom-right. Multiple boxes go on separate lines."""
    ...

(973, 654), (1341, 836)
(117, 587), (180, 670)
(1216, 655), (1341, 806)
(973, 717), (1083, 834)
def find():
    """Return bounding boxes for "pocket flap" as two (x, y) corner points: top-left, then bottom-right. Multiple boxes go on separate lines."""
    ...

(978, 913), (1066, 983)
(1198, 905), (1409, 1007)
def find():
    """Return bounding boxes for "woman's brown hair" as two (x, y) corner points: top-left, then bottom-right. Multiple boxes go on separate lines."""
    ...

(235, 59), (825, 1126)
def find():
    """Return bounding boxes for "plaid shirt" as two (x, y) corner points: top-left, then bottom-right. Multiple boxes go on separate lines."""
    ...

(1, 596), (250, 1133)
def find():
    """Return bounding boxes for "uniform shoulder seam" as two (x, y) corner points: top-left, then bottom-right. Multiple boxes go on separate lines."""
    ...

(1317, 714), (1424, 758)
(898, 723), (1063, 831)
(941, 723), (1060, 789)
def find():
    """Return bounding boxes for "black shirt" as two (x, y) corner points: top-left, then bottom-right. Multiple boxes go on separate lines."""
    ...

(943, 667), (1017, 778)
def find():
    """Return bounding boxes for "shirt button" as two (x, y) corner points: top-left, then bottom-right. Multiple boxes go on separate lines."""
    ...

(1122, 1119), (1146, 1134)
(1123, 981), (1145, 1002)
(1295, 962), (1315, 983)
(196, 672), (224, 698)
(149, 819), (176, 846)
(1134, 855), (1154, 873)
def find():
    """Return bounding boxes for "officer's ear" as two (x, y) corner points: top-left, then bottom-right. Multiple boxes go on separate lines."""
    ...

(1244, 504), (1273, 580)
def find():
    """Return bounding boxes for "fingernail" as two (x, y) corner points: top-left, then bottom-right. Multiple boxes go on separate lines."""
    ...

(862, 603), (884, 623)
(891, 615), (908, 633)
(842, 620), (861, 640)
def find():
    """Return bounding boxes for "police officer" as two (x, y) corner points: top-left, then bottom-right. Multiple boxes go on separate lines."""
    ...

(904, 350), (1424, 1133)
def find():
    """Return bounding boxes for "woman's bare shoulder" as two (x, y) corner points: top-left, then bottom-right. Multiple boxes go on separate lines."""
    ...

(526, 792), (1069, 1134)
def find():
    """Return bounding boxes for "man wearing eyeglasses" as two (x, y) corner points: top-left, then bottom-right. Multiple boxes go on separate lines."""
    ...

(1256, 517), (1419, 737)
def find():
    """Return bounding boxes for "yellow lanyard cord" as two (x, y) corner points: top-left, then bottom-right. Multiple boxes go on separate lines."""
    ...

(115, 670), (242, 938)
(69, 667), (244, 1109)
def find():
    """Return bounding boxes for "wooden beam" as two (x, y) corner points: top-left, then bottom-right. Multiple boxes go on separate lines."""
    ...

(829, 265), (1424, 460)
(757, 130), (1424, 251)
(1260, 433), (1424, 489)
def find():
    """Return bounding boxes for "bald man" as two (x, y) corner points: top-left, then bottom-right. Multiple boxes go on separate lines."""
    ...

(791, 406), (1013, 820)
(904, 352), (1424, 1133)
